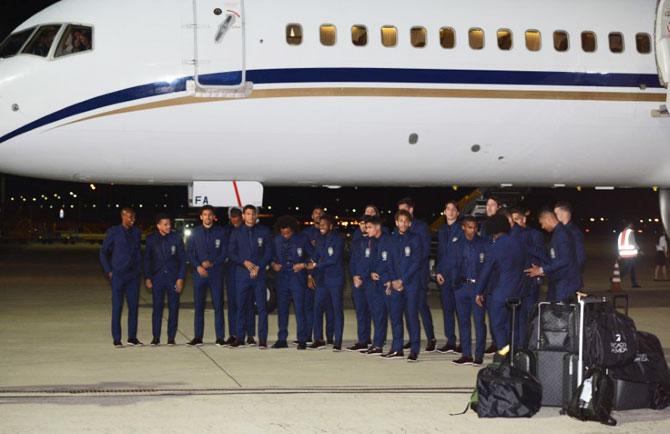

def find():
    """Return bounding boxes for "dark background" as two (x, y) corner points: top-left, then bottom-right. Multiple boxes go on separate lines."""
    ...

(0, 0), (663, 237)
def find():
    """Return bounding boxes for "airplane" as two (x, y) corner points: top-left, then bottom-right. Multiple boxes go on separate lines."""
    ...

(1, 0), (670, 229)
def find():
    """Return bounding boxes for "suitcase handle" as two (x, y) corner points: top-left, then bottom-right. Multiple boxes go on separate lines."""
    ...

(612, 294), (629, 316)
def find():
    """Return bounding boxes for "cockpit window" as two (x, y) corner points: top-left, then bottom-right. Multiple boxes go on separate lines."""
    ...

(55, 25), (93, 57)
(0, 28), (35, 58)
(21, 25), (61, 57)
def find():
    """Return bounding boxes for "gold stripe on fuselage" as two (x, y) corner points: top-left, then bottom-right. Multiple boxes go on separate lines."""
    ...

(58, 87), (667, 128)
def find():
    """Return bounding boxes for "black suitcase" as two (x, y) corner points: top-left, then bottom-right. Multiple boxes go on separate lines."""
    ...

(563, 353), (580, 410)
(611, 377), (651, 410)
(536, 349), (568, 406)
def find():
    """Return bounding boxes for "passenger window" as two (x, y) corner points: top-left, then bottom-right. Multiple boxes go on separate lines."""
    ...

(525, 30), (541, 51)
(553, 30), (569, 51)
(21, 25), (61, 57)
(469, 28), (484, 49)
(381, 25), (397, 47)
(439, 27), (455, 49)
(410, 26), (427, 48)
(581, 31), (597, 52)
(0, 27), (34, 58)
(320, 24), (336, 46)
(55, 25), (93, 58)
(497, 29), (512, 50)
(608, 32), (624, 53)
(286, 24), (303, 45)
(636, 33), (651, 54)
(351, 25), (367, 46)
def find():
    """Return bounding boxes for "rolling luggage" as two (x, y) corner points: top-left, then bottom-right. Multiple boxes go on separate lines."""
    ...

(527, 302), (578, 353)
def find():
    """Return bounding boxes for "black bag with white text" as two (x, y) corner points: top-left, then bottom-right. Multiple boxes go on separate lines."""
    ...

(584, 303), (637, 368)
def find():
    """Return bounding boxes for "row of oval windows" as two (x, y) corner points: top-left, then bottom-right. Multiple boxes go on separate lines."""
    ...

(285, 24), (652, 54)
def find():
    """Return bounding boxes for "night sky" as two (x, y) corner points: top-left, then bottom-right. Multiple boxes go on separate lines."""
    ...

(0, 0), (663, 235)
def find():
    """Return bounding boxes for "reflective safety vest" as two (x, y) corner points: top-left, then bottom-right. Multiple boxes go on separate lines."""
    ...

(618, 228), (639, 258)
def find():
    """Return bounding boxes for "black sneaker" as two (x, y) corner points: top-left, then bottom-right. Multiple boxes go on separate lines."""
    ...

(424, 338), (437, 352)
(215, 338), (226, 347)
(127, 339), (144, 346)
(332, 345), (342, 352)
(113, 340), (123, 348)
(258, 340), (268, 349)
(346, 343), (368, 352)
(246, 337), (257, 347)
(485, 344), (497, 355)
(150, 338), (160, 346)
(452, 356), (474, 366)
(187, 338), (203, 347)
(437, 343), (456, 354)
(382, 350), (404, 359)
(229, 338), (242, 348)
(327, 338), (334, 345)
(407, 353), (418, 362)
(308, 340), (326, 350)
(365, 346), (383, 356)
(225, 336), (237, 346)
(167, 339), (176, 346)
(271, 340), (288, 349)
(473, 358), (484, 366)
(305, 340), (313, 346)
(358, 344), (372, 353)
(403, 342), (411, 350)
(292, 340), (300, 346)
(297, 343), (307, 350)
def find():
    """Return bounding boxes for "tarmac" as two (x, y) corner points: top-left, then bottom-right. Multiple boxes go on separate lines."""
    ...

(1, 241), (669, 433)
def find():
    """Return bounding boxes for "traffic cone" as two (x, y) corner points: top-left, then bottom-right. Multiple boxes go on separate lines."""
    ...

(610, 260), (622, 292)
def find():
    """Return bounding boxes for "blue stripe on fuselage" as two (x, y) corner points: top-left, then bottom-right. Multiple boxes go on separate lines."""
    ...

(0, 67), (663, 144)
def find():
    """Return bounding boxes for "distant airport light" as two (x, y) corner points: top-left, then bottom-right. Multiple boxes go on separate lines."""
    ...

(590, 218), (595, 222)
(595, 186), (615, 190)
(72, 194), (77, 198)
(139, 204), (143, 208)
(648, 218), (653, 222)
(70, 205), (74, 209)
(115, 204), (119, 208)
(352, 208), (357, 213)
(653, 186), (659, 192)
(600, 217), (605, 222)
(267, 205), (272, 210)
(10, 197), (14, 201)
(576, 186), (582, 191)
(640, 219), (644, 223)
(69, 191), (74, 196)
(92, 204), (96, 208)
(501, 183), (513, 188)
(452, 185), (459, 191)
(32, 197), (36, 202)
(89, 184), (96, 191)
(59, 209), (65, 219)
(553, 183), (566, 188)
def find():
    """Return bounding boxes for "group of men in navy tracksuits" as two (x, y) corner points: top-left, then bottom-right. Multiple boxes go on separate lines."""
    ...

(100, 197), (585, 366)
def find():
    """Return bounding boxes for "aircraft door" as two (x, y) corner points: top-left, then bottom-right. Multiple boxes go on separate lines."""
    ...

(656, 0), (670, 108)
(189, 0), (251, 97)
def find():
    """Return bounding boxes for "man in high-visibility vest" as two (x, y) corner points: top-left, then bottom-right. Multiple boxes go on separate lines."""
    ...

(618, 222), (641, 288)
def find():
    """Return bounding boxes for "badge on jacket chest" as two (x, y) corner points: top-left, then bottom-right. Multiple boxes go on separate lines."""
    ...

(405, 246), (411, 257)
(479, 252), (485, 263)
(328, 246), (334, 256)
(550, 248), (556, 259)
(215, 239), (221, 249)
(364, 248), (370, 258)
(452, 237), (458, 243)
(296, 247), (303, 257)
(258, 237), (263, 247)
(382, 251), (388, 261)
(171, 245), (176, 255)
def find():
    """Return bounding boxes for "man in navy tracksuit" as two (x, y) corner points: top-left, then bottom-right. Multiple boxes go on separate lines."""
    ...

(100, 207), (143, 347)
(186, 205), (228, 346)
(228, 205), (273, 348)
(348, 217), (372, 352)
(386, 210), (422, 362)
(397, 198), (436, 352)
(554, 201), (585, 288)
(504, 209), (534, 346)
(479, 196), (502, 355)
(450, 216), (488, 366)
(223, 207), (256, 346)
(511, 207), (545, 345)
(303, 206), (334, 344)
(474, 214), (526, 351)
(271, 215), (311, 349)
(144, 213), (186, 346)
(526, 209), (581, 303)
(435, 200), (463, 354)
(307, 214), (345, 351)
(365, 215), (389, 356)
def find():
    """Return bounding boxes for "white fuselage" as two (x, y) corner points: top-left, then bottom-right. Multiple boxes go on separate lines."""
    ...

(0, 0), (669, 187)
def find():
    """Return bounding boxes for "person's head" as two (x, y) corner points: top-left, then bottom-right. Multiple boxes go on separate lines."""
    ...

(242, 205), (257, 226)
(461, 216), (477, 240)
(366, 215), (383, 238)
(319, 214), (335, 235)
(358, 215), (368, 232)
(554, 201), (573, 225)
(155, 213), (171, 236)
(510, 207), (528, 228)
(486, 196), (502, 217)
(396, 197), (415, 216)
(538, 208), (560, 232)
(395, 209), (413, 234)
(275, 215), (298, 239)
(228, 207), (242, 227)
(311, 206), (324, 225)
(444, 200), (459, 223)
(120, 207), (136, 228)
(200, 205), (216, 228)
(485, 214), (511, 239)
(498, 208), (514, 227)
(364, 204), (380, 217)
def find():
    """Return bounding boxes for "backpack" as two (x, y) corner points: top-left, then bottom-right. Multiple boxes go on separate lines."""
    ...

(584, 303), (638, 368)
(566, 368), (617, 426)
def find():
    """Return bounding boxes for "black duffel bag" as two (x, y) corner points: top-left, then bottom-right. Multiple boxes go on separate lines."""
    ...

(610, 331), (670, 409)
(474, 362), (542, 418)
(584, 303), (638, 368)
